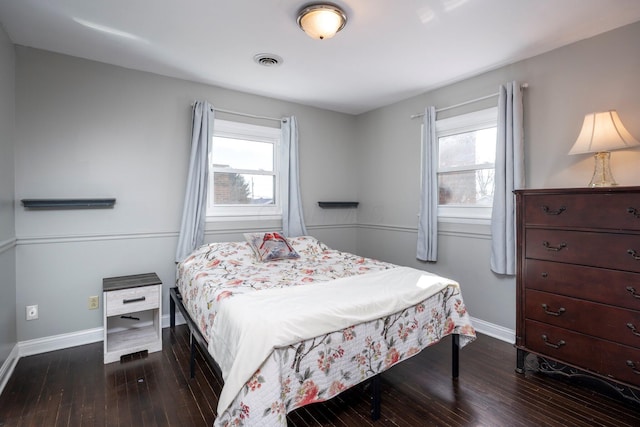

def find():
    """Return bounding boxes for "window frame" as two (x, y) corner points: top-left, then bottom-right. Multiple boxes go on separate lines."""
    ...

(206, 119), (283, 220)
(434, 107), (498, 222)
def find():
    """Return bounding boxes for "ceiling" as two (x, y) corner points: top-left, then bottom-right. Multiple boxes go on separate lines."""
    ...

(1, 1), (640, 115)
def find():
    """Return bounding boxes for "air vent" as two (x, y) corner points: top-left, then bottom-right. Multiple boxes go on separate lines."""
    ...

(254, 53), (283, 67)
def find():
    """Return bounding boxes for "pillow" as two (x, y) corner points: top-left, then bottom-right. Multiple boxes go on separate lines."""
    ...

(288, 235), (330, 257)
(244, 232), (300, 262)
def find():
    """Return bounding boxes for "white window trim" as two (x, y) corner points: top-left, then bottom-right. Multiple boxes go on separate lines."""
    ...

(206, 119), (283, 221)
(435, 107), (498, 223)
(436, 107), (497, 136)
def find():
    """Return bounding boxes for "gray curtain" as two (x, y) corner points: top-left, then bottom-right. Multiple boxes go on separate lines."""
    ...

(417, 106), (438, 262)
(175, 101), (214, 262)
(491, 82), (524, 275)
(281, 116), (308, 237)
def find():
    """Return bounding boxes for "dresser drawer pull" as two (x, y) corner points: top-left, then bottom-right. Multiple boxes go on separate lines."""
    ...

(628, 207), (640, 219)
(626, 360), (640, 375)
(542, 241), (567, 252)
(542, 205), (566, 215)
(627, 323), (640, 337)
(541, 334), (566, 349)
(541, 304), (565, 316)
(123, 296), (146, 304)
(626, 286), (640, 299)
(628, 249), (640, 260)
(541, 272), (548, 278)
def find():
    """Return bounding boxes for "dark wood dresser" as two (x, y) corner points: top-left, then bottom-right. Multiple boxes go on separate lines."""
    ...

(515, 186), (640, 401)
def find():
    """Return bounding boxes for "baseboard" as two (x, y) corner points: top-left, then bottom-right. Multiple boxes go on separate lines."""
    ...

(0, 344), (19, 396)
(470, 316), (515, 344)
(17, 312), (187, 358)
(10, 313), (508, 375)
(18, 327), (104, 358)
(0, 313), (520, 398)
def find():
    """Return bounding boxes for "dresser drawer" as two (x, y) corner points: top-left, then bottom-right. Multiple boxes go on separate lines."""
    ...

(525, 320), (640, 387)
(525, 229), (640, 272)
(523, 192), (640, 231)
(526, 289), (640, 348)
(105, 284), (160, 316)
(524, 259), (640, 310)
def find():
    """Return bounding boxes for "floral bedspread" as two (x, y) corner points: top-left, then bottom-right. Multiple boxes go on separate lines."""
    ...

(176, 236), (476, 426)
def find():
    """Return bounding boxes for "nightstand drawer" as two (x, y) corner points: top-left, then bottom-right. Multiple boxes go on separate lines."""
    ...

(523, 192), (640, 231)
(105, 284), (160, 316)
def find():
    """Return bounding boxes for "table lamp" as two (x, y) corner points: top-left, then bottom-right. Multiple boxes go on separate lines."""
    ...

(569, 110), (640, 187)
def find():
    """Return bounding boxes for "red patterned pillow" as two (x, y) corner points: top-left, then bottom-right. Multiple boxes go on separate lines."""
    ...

(244, 232), (300, 262)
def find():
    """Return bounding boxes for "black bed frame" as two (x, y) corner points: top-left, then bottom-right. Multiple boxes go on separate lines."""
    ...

(169, 286), (460, 420)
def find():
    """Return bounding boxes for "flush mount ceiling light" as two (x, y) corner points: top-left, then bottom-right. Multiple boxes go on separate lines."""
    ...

(297, 3), (347, 40)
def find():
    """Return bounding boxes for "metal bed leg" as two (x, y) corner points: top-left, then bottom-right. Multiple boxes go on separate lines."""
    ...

(170, 291), (176, 328)
(452, 334), (460, 379)
(515, 348), (527, 374)
(370, 375), (381, 420)
(190, 332), (196, 379)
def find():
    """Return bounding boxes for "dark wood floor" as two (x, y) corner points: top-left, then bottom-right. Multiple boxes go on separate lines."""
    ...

(1, 325), (640, 426)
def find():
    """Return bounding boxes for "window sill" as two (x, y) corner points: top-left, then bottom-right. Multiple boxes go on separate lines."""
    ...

(206, 214), (282, 222)
(438, 215), (491, 226)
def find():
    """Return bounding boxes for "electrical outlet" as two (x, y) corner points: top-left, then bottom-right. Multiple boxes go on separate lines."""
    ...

(88, 296), (99, 310)
(26, 305), (38, 320)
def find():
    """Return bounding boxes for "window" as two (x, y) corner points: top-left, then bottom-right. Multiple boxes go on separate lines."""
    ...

(207, 119), (283, 219)
(435, 107), (497, 220)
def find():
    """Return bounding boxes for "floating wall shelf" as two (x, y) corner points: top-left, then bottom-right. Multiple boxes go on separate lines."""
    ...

(21, 198), (116, 209)
(318, 201), (359, 209)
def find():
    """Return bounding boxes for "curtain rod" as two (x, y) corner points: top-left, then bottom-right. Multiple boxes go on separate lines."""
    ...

(191, 103), (283, 123)
(410, 83), (528, 119)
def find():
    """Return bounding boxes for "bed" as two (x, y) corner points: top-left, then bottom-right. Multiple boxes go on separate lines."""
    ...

(170, 234), (476, 426)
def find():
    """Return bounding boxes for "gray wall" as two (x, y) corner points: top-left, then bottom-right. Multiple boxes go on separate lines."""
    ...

(14, 47), (359, 341)
(354, 21), (640, 331)
(0, 23), (16, 365)
(9, 21), (640, 343)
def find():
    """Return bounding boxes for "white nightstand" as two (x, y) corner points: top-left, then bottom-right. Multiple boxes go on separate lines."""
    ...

(103, 273), (162, 364)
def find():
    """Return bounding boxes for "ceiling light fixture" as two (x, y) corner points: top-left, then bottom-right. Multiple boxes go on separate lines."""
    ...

(297, 3), (347, 40)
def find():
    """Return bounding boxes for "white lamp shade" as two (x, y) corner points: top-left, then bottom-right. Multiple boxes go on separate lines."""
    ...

(297, 5), (347, 40)
(569, 110), (640, 155)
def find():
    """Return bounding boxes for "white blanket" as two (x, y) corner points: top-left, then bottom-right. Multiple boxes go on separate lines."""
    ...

(209, 266), (458, 415)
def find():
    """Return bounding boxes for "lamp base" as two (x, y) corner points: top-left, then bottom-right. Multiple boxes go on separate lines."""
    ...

(588, 151), (618, 187)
